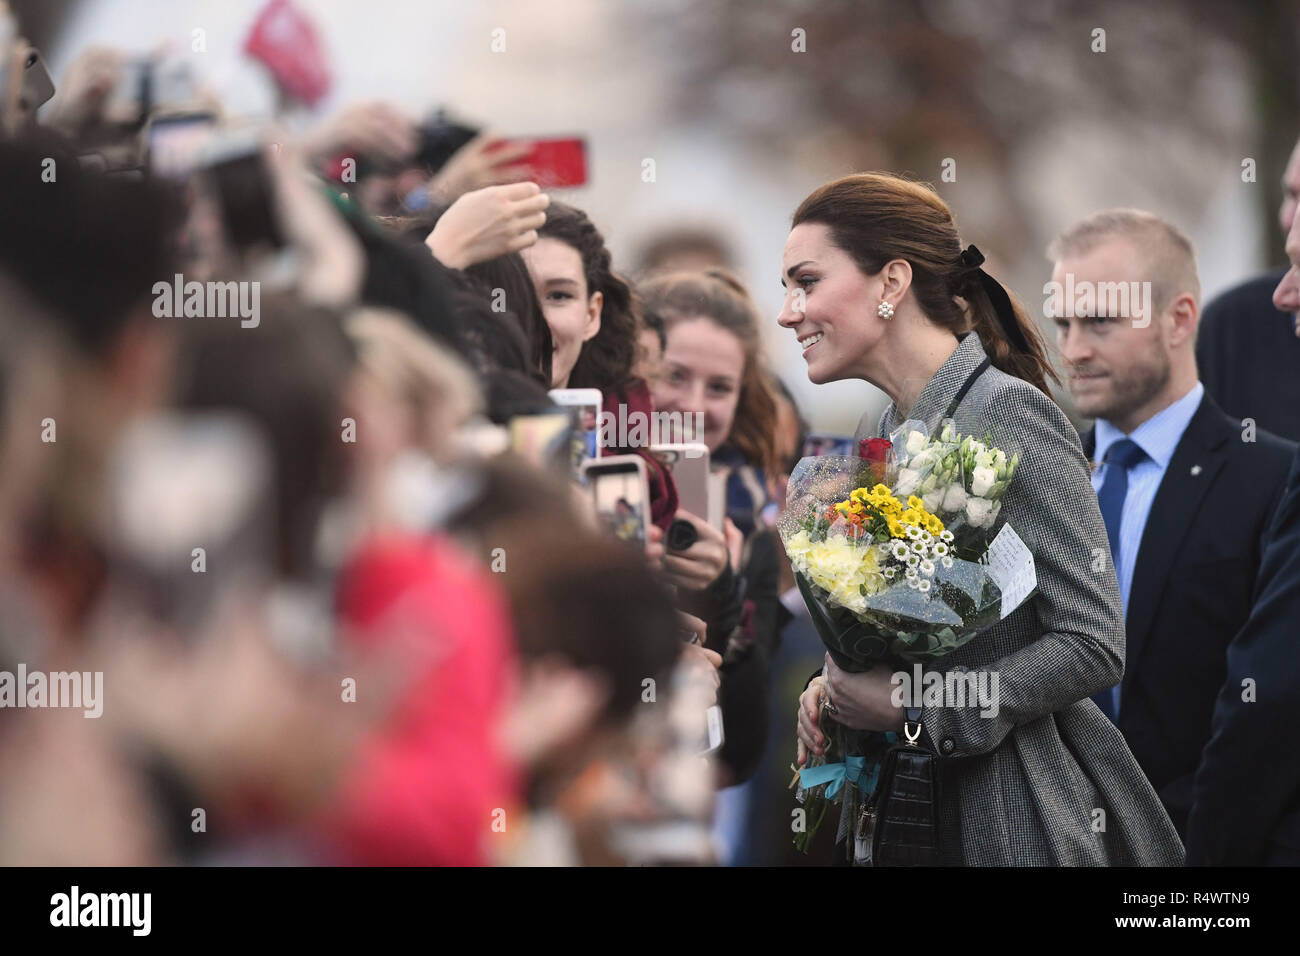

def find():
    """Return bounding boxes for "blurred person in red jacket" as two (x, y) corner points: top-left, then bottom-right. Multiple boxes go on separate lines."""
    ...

(172, 294), (519, 865)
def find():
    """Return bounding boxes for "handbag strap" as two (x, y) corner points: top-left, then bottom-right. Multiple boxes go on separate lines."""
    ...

(902, 704), (924, 747)
(943, 356), (991, 421)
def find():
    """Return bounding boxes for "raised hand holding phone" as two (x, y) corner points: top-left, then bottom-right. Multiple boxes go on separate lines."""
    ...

(660, 509), (729, 592)
(428, 130), (533, 202)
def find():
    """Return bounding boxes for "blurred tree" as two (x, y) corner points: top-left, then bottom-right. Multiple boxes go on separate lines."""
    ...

(640, 0), (1300, 267)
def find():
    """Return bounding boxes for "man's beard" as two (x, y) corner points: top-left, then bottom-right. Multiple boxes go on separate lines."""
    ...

(1084, 350), (1171, 424)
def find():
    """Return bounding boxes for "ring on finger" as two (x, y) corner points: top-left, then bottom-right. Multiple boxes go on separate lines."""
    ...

(821, 679), (839, 715)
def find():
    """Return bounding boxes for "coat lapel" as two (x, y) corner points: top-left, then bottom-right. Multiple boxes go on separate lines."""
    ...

(1120, 395), (1231, 680)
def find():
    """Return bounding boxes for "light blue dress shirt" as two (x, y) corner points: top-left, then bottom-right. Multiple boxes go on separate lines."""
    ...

(1091, 381), (1205, 613)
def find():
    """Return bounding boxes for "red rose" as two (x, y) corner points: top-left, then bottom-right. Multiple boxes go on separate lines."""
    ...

(859, 437), (892, 485)
(859, 437), (892, 463)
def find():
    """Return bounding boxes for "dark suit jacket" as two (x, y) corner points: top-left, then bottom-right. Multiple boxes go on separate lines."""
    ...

(1187, 447), (1300, 864)
(1082, 392), (1295, 838)
(1196, 269), (1300, 442)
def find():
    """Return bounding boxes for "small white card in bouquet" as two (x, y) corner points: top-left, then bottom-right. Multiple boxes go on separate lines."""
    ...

(983, 523), (1037, 619)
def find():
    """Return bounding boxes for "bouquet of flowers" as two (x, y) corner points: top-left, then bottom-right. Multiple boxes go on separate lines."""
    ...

(781, 418), (1033, 854)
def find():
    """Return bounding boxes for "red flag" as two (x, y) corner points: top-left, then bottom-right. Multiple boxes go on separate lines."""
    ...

(244, 0), (332, 107)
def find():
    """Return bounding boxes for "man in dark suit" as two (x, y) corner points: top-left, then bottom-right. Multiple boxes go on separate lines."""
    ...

(1048, 209), (1295, 840)
(1187, 209), (1300, 865)
(1195, 135), (1300, 441)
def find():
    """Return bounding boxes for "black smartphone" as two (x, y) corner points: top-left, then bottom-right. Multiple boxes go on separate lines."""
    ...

(203, 132), (284, 249)
(414, 113), (479, 172)
(18, 48), (55, 117)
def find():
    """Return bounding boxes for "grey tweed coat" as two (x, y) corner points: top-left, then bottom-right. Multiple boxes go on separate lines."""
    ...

(865, 331), (1184, 866)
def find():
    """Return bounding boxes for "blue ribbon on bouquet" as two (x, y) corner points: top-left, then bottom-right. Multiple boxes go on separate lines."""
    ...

(799, 755), (881, 800)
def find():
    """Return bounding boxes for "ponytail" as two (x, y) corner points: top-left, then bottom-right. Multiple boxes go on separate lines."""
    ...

(953, 245), (1059, 396)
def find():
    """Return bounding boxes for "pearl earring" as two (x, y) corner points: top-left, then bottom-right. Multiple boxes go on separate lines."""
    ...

(877, 301), (895, 320)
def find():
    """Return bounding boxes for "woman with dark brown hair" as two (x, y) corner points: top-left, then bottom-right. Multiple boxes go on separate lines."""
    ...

(781, 172), (1182, 865)
(643, 269), (786, 785)
(521, 202), (684, 533)
(525, 201), (638, 393)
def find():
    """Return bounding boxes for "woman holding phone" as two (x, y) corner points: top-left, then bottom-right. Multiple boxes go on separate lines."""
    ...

(779, 172), (1182, 864)
(643, 270), (786, 785)
(524, 206), (772, 782)
(519, 202), (679, 530)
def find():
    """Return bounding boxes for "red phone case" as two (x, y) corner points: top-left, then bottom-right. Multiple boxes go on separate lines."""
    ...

(492, 137), (587, 188)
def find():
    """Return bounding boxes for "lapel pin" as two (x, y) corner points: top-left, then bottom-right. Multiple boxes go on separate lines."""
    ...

(1190, 464), (1202, 476)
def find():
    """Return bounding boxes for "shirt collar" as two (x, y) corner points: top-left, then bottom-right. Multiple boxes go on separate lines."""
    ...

(1094, 380), (1204, 470)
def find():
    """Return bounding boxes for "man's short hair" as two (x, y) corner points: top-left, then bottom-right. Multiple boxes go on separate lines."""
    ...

(1047, 208), (1201, 313)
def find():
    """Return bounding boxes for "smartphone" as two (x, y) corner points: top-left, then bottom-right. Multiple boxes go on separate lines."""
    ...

(582, 454), (650, 546)
(508, 411), (572, 475)
(17, 47), (55, 118)
(548, 387), (602, 472)
(649, 443), (717, 530)
(201, 130), (285, 249)
(492, 136), (587, 188)
(700, 704), (725, 756)
(801, 432), (856, 458)
(105, 56), (151, 127)
(147, 111), (215, 180)
(415, 113), (480, 172)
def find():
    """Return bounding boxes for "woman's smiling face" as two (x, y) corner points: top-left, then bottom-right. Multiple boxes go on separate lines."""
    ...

(650, 318), (744, 453)
(522, 237), (602, 387)
(777, 222), (886, 384)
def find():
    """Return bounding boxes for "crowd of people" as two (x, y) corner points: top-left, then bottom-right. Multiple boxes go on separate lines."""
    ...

(2, 6), (1299, 867)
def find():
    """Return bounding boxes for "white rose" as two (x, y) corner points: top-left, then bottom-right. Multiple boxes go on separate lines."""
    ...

(965, 497), (993, 528)
(894, 468), (921, 497)
(910, 448), (939, 472)
(971, 466), (996, 498)
(905, 430), (928, 457)
(941, 482), (968, 512)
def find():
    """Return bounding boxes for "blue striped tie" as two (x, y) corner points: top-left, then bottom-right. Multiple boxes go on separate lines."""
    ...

(1092, 438), (1147, 722)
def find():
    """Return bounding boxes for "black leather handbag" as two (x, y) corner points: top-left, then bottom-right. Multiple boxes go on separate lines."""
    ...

(860, 705), (941, 866)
